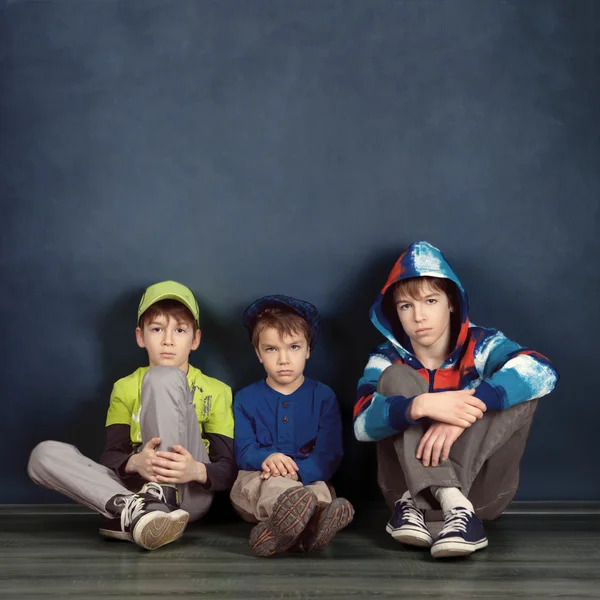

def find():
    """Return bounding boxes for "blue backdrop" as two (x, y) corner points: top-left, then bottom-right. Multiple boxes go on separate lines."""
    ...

(1, 0), (598, 504)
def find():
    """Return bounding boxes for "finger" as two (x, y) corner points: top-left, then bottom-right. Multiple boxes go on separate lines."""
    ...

(430, 437), (445, 467)
(442, 438), (453, 462)
(283, 458), (297, 472)
(421, 435), (438, 467)
(146, 437), (161, 450)
(274, 460), (287, 476)
(288, 458), (299, 471)
(172, 445), (191, 456)
(416, 430), (432, 459)
(155, 451), (184, 462)
(152, 465), (182, 477)
(463, 405), (484, 420)
(465, 396), (487, 411)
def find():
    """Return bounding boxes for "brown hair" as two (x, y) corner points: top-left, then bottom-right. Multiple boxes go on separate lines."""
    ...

(138, 299), (199, 332)
(393, 276), (455, 310)
(251, 308), (312, 350)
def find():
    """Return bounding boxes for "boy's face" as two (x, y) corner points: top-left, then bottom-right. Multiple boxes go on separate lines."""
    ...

(136, 313), (200, 373)
(255, 327), (310, 392)
(394, 282), (453, 355)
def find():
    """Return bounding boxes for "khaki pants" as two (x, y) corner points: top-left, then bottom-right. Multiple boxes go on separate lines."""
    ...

(230, 470), (333, 523)
(27, 366), (213, 521)
(376, 364), (538, 521)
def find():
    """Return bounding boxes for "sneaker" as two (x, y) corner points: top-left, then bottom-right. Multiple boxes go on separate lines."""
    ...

(139, 482), (180, 509)
(430, 507), (488, 558)
(301, 498), (354, 552)
(385, 497), (433, 548)
(99, 492), (189, 550)
(249, 487), (317, 557)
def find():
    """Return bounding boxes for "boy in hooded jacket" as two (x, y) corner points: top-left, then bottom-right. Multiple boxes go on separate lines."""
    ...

(354, 241), (558, 558)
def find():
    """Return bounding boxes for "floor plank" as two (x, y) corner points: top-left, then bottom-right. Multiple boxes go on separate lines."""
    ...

(1, 508), (599, 599)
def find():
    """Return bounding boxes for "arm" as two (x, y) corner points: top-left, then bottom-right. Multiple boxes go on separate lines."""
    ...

(233, 397), (277, 471)
(472, 330), (559, 410)
(353, 349), (419, 442)
(295, 391), (343, 485)
(99, 423), (141, 480)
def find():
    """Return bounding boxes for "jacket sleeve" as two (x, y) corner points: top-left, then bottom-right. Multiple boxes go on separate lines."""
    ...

(233, 393), (276, 471)
(353, 348), (420, 442)
(472, 330), (559, 411)
(295, 391), (343, 485)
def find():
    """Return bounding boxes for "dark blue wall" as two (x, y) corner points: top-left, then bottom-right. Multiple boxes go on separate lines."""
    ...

(1, 0), (599, 504)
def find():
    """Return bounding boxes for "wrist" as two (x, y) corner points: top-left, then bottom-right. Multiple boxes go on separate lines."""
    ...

(195, 460), (208, 484)
(124, 454), (138, 474)
(410, 394), (427, 420)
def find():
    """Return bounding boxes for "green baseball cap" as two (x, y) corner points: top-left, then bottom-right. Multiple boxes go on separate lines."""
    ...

(137, 281), (200, 326)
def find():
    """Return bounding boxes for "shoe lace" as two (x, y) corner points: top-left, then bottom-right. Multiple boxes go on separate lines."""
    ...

(400, 499), (427, 528)
(120, 494), (148, 531)
(141, 481), (167, 503)
(441, 507), (472, 535)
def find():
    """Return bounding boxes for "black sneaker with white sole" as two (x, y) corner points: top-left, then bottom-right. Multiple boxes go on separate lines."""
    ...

(430, 506), (488, 558)
(385, 496), (434, 548)
(99, 489), (188, 550)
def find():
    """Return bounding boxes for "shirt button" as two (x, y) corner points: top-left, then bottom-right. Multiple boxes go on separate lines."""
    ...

(282, 402), (289, 408)
(282, 416), (289, 423)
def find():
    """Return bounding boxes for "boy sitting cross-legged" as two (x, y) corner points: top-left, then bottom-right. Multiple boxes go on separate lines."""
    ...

(231, 295), (354, 557)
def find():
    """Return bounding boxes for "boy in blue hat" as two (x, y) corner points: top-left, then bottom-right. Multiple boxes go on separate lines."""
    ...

(354, 242), (558, 559)
(28, 281), (236, 550)
(231, 295), (354, 557)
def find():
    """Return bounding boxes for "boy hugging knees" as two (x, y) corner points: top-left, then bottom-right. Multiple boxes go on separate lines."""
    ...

(354, 241), (558, 559)
(27, 281), (237, 550)
(230, 295), (354, 557)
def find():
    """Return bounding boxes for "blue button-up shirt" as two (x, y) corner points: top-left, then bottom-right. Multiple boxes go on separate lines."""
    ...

(233, 378), (343, 485)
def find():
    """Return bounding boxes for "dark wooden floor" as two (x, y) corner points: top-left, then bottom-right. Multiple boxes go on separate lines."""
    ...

(1, 505), (599, 599)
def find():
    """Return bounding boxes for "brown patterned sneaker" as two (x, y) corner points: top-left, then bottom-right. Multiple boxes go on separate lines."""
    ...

(249, 487), (317, 557)
(301, 498), (354, 552)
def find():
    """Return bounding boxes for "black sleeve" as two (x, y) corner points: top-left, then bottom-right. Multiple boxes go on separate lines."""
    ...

(195, 432), (237, 493)
(99, 424), (142, 482)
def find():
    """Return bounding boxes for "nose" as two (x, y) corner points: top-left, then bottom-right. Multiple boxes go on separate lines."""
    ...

(413, 304), (425, 322)
(162, 330), (174, 346)
(278, 350), (290, 364)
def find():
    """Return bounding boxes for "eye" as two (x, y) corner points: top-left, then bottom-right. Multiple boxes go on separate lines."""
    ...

(176, 328), (187, 334)
(290, 345), (301, 351)
(151, 327), (162, 333)
(265, 347), (276, 353)
(399, 304), (411, 311)
(426, 298), (437, 305)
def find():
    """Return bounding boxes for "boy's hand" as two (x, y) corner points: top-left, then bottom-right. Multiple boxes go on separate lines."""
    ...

(152, 445), (207, 484)
(411, 390), (486, 427)
(261, 453), (299, 477)
(125, 437), (160, 481)
(416, 422), (465, 467)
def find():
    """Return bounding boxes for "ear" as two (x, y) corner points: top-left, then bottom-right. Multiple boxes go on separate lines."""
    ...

(305, 347), (311, 360)
(135, 327), (146, 349)
(191, 329), (201, 351)
(254, 347), (263, 363)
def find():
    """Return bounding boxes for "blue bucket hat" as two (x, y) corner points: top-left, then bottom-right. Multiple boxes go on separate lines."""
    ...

(242, 294), (320, 350)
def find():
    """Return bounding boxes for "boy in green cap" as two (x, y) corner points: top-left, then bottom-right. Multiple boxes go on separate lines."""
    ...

(28, 281), (236, 550)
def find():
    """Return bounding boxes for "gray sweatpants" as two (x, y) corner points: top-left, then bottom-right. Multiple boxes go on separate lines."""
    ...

(376, 364), (538, 521)
(27, 366), (213, 521)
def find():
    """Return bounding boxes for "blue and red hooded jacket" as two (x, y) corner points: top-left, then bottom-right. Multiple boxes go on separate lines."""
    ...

(354, 241), (559, 442)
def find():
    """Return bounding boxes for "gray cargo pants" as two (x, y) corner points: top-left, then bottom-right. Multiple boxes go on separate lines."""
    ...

(376, 364), (538, 521)
(27, 366), (213, 521)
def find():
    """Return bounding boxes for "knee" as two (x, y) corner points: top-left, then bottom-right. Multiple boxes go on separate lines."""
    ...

(27, 440), (67, 481)
(142, 366), (189, 401)
(377, 364), (428, 397)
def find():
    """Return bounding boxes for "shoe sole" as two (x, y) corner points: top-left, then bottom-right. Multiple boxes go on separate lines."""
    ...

(386, 523), (433, 548)
(306, 498), (354, 552)
(98, 528), (133, 542)
(431, 538), (488, 558)
(133, 509), (189, 551)
(250, 488), (317, 557)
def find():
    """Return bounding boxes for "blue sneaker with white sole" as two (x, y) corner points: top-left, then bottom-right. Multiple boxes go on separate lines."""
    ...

(386, 497), (433, 548)
(431, 506), (488, 558)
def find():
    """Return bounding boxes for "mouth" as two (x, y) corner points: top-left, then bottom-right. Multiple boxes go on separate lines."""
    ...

(415, 328), (432, 335)
(160, 353), (176, 358)
(277, 370), (293, 376)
